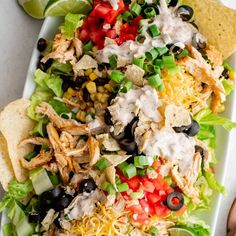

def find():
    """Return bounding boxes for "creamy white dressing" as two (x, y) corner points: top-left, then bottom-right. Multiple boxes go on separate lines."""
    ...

(108, 85), (162, 130)
(142, 128), (195, 175)
(96, 0), (199, 64)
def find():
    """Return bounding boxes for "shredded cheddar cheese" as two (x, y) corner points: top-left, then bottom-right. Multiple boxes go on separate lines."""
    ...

(159, 69), (203, 110)
(65, 204), (130, 236)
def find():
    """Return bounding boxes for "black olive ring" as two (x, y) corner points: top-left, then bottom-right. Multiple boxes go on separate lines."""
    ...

(166, 191), (184, 211)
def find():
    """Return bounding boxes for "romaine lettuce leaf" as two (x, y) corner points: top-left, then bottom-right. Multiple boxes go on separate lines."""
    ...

(61, 13), (84, 39)
(49, 99), (71, 115)
(49, 61), (73, 76)
(194, 108), (236, 131)
(44, 73), (63, 97)
(222, 79), (234, 96)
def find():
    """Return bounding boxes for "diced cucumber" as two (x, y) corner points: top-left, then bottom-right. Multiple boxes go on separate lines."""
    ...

(30, 167), (54, 195)
(16, 216), (34, 236)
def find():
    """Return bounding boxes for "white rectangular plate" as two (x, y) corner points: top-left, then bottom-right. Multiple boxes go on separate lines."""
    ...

(1, 13), (236, 235)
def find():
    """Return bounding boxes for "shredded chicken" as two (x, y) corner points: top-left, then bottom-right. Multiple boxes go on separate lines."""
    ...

(88, 136), (100, 166)
(20, 149), (53, 170)
(36, 102), (81, 129)
(19, 137), (51, 148)
(41, 34), (75, 64)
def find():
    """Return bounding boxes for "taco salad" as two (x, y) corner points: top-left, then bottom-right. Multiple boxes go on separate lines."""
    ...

(0, 0), (236, 235)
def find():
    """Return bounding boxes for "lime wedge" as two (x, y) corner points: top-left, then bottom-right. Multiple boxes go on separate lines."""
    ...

(168, 227), (195, 236)
(18, 0), (49, 19)
(45, 0), (92, 16)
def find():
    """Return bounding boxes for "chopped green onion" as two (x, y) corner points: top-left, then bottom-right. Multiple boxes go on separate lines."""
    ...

(133, 56), (145, 69)
(83, 41), (93, 53)
(110, 70), (125, 83)
(25, 150), (38, 161)
(96, 158), (109, 171)
(148, 25), (161, 38)
(47, 172), (60, 186)
(223, 60), (234, 71)
(134, 155), (152, 167)
(117, 183), (129, 192)
(116, 14), (123, 21)
(120, 80), (133, 93)
(143, 63), (154, 74)
(137, 169), (146, 176)
(153, 65), (161, 76)
(176, 49), (189, 59)
(109, 54), (118, 69)
(162, 55), (176, 68)
(124, 164), (137, 179)
(153, 59), (164, 69)
(122, 11), (133, 22)
(139, 19), (149, 26)
(118, 162), (129, 173)
(148, 226), (159, 236)
(167, 65), (179, 74)
(130, 191), (143, 199)
(148, 74), (163, 90)
(157, 83), (164, 90)
(131, 3), (142, 16)
(155, 46), (168, 56)
(136, 34), (146, 43)
(101, 181), (116, 195)
(145, 48), (159, 61)
(138, 27), (143, 34)
(115, 177), (122, 185)
(137, 0), (146, 5)
(144, 7), (156, 18)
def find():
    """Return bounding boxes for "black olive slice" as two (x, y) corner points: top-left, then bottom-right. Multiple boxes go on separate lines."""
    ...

(195, 145), (206, 160)
(79, 178), (97, 194)
(166, 191), (184, 211)
(184, 120), (200, 137)
(124, 116), (139, 139)
(110, 131), (126, 141)
(176, 5), (194, 21)
(168, 0), (178, 7)
(104, 109), (113, 126)
(119, 139), (138, 154)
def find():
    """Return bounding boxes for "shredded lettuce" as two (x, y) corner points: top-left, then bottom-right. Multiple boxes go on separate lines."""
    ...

(49, 99), (71, 115)
(194, 108), (236, 132)
(222, 79), (234, 96)
(0, 179), (33, 213)
(49, 61), (73, 76)
(61, 13), (84, 39)
(44, 73), (63, 97)
(204, 170), (226, 195)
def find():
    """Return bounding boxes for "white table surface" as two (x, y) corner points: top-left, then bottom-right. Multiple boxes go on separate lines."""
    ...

(0, 1), (236, 236)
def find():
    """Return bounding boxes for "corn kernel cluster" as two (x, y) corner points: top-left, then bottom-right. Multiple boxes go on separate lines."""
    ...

(63, 67), (115, 123)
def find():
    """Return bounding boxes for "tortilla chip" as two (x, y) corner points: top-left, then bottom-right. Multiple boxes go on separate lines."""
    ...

(74, 55), (98, 71)
(103, 154), (131, 166)
(105, 166), (118, 191)
(0, 99), (35, 182)
(0, 135), (15, 190)
(183, 0), (236, 59)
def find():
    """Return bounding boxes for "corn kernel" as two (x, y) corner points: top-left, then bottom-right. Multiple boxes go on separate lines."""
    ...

(63, 92), (71, 99)
(67, 88), (76, 96)
(97, 86), (105, 93)
(76, 111), (86, 122)
(82, 82), (88, 89)
(229, 70), (235, 80)
(100, 94), (109, 103)
(96, 93), (103, 102)
(85, 68), (93, 76)
(86, 81), (97, 94)
(90, 94), (96, 102)
(79, 102), (87, 110)
(104, 84), (113, 92)
(87, 107), (96, 114)
(89, 72), (98, 81)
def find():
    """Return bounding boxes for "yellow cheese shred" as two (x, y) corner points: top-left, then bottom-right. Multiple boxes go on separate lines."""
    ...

(65, 204), (130, 236)
(159, 69), (203, 110)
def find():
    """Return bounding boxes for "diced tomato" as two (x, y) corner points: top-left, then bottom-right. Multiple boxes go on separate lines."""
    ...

(152, 175), (165, 190)
(154, 202), (171, 217)
(176, 204), (187, 216)
(79, 29), (90, 42)
(146, 193), (161, 204)
(132, 212), (149, 223)
(127, 176), (140, 191)
(125, 204), (143, 214)
(142, 180), (155, 193)
(91, 3), (111, 18)
(106, 29), (117, 39)
(139, 199), (150, 214)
